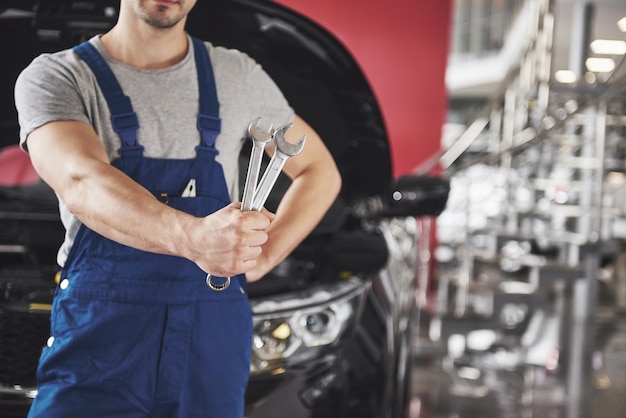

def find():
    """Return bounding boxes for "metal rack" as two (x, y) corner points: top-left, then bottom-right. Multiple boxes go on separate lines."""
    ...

(426, 0), (626, 415)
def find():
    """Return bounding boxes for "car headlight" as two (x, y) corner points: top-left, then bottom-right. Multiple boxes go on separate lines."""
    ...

(250, 278), (365, 374)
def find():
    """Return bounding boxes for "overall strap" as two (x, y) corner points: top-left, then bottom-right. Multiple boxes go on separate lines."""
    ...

(191, 37), (222, 154)
(73, 41), (144, 157)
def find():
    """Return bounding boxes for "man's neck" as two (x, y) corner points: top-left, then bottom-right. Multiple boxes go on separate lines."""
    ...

(100, 23), (189, 70)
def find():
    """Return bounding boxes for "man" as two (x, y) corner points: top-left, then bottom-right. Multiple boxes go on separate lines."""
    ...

(13, 0), (341, 417)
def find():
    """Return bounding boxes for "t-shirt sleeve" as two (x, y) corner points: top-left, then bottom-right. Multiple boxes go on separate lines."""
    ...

(246, 59), (294, 126)
(250, 56), (294, 125)
(213, 45), (295, 128)
(14, 53), (91, 151)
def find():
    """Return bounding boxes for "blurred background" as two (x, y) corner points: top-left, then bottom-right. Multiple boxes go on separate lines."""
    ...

(410, 1), (626, 417)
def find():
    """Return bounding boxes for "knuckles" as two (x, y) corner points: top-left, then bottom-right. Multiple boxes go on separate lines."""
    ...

(195, 204), (270, 277)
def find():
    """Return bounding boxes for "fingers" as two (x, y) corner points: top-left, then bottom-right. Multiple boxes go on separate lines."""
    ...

(259, 206), (276, 220)
(210, 244), (262, 277)
(230, 201), (276, 219)
(189, 203), (274, 278)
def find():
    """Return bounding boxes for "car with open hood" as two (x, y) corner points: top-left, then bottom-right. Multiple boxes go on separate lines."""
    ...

(0, 1), (450, 417)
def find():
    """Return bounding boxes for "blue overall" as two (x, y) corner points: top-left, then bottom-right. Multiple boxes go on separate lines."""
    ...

(28, 38), (252, 418)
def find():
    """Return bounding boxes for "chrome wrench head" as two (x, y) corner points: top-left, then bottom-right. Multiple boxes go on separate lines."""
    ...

(273, 123), (306, 157)
(241, 117), (274, 211)
(247, 117), (274, 143)
(250, 123), (306, 211)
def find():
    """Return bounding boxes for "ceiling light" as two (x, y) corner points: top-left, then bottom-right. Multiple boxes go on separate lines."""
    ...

(586, 57), (615, 72)
(590, 40), (626, 55)
(618, 17), (626, 32)
(554, 70), (576, 83)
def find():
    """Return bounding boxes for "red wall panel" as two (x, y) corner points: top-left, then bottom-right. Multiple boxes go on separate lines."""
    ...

(272, 0), (452, 177)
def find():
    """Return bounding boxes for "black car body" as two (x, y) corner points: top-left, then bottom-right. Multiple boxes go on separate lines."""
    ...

(0, 1), (450, 417)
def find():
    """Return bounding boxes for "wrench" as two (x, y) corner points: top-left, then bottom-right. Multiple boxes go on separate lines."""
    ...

(241, 117), (274, 211)
(250, 123), (306, 211)
(207, 118), (273, 291)
(206, 121), (305, 291)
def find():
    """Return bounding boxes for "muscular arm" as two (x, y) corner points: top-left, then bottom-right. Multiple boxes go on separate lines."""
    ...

(27, 120), (272, 277)
(245, 114), (342, 281)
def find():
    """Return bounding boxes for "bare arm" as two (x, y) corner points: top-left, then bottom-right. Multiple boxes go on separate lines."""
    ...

(245, 114), (342, 281)
(27, 120), (272, 278)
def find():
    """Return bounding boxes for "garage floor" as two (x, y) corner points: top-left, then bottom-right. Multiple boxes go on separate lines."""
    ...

(408, 306), (626, 418)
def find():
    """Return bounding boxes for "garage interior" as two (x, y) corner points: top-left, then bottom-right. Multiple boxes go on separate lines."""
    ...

(409, 0), (626, 417)
(1, 0), (625, 417)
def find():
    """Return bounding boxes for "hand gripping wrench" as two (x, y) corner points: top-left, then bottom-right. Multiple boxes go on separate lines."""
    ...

(207, 118), (273, 291)
(250, 124), (306, 211)
(206, 118), (284, 291)
(206, 120), (305, 291)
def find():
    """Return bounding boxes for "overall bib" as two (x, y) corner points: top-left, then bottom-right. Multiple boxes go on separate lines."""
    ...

(28, 38), (253, 418)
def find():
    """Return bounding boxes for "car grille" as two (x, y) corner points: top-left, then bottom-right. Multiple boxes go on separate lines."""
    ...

(0, 305), (50, 387)
(0, 267), (56, 388)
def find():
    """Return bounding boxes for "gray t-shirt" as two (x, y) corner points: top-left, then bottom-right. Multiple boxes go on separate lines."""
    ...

(14, 35), (294, 267)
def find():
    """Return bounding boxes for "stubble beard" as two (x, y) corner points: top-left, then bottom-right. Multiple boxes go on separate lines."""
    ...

(136, 2), (185, 29)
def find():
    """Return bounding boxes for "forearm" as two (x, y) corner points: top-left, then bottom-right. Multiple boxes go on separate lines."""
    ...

(246, 158), (341, 281)
(270, 177), (336, 260)
(61, 157), (195, 257)
(62, 161), (269, 277)
(26, 121), (271, 278)
(65, 160), (281, 279)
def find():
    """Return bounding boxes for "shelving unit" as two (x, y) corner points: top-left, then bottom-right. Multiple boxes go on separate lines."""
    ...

(424, 0), (626, 415)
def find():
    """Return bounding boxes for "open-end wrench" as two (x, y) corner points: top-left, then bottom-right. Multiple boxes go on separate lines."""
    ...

(250, 123), (306, 211)
(241, 117), (274, 211)
(207, 117), (273, 291)
(207, 121), (305, 291)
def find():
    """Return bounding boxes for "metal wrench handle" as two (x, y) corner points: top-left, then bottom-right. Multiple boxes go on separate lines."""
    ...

(251, 151), (290, 211)
(242, 143), (267, 211)
(241, 118), (273, 211)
